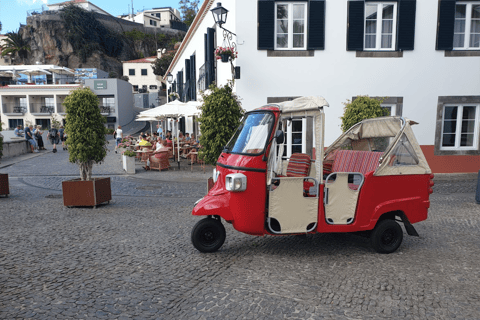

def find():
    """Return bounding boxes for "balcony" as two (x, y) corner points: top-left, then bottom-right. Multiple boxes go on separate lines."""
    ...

(2, 104), (27, 116)
(99, 105), (115, 115)
(30, 103), (55, 115)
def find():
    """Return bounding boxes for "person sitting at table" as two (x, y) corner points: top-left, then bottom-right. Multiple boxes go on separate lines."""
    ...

(153, 139), (169, 154)
(139, 134), (152, 146)
(138, 132), (144, 142)
(185, 133), (191, 141)
(14, 125), (24, 137)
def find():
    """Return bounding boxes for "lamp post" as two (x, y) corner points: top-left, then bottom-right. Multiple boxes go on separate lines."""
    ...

(166, 72), (173, 84)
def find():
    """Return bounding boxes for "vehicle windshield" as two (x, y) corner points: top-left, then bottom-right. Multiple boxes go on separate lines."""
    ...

(226, 112), (275, 155)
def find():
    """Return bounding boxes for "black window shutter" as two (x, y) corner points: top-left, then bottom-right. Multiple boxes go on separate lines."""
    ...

(185, 59), (191, 101)
(436, 0), (456, 50)
(206, 28), (215, 86)
(397, 0), (416, 50)
(308, 0), (326, 50)
(190, 54), (196, 101)
(258, 0), (275, 50)
(204, 33), (208, 63)
(347, 1), (365, 51)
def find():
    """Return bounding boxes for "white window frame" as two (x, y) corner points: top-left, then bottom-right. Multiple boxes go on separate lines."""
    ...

(274, 2), (308, 50)
(364, 2), (398, 51)
(453, 2), (480, 50)
(285, 118), (306, 158)
(381, 104), (396, 116)
(440, 104), (480, 150)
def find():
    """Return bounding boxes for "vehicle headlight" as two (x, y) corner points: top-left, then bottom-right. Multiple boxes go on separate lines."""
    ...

(193, 197), (203, 208)
(225, 173), (247, 192)
(213, 168), (220, 183)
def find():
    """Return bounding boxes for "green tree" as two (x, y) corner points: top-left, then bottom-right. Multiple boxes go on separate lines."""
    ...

(198, 82), (244, 164)
(341, 96), (388, 132)
(63, 87), (107, 181)
(151, 52), (175, 76)
(0, 30), (30, 62)
(179, 0), (200, 27)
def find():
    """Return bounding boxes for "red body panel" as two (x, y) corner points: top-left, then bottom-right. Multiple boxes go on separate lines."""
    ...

(316, 173), (430, 233)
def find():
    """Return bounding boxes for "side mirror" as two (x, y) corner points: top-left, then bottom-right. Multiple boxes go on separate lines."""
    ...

(274, 130), (284, 144)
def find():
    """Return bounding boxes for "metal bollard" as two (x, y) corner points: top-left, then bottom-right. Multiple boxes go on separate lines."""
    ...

(476, 170), (480, 204)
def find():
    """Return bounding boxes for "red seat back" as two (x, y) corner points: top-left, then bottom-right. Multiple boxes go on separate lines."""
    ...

(331, 150), (382, 175)
(286, 153), (311, 177)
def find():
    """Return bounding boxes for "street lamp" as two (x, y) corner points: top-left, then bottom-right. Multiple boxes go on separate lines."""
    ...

(166, 72), (173, 84)
(211, 2), (228, 27)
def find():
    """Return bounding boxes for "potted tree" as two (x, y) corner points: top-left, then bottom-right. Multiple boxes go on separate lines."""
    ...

(122, 150), (136, 174)
(0, 121), (9, 197)
(61, 87), (111, 207)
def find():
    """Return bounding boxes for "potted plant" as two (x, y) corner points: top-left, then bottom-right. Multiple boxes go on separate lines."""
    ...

(0, 121), (9, 197)
(215, 46), (237, 63)
(61, 87), (111, 207)
(122, 150), (136, 174)
(168, 92), (179, 101)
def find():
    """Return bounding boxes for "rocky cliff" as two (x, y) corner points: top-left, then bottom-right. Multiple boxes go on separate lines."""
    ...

(18, 10), (185, 76)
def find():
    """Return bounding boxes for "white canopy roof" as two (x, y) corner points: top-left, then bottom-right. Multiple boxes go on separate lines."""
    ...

(137, 100), (201, 119)
(276, 96), (329, 113)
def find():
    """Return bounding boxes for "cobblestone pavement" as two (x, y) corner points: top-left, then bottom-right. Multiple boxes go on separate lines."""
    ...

(1, 143), (480, 319)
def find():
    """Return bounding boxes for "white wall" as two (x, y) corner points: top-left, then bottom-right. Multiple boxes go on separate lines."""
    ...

(234, 0), (480, 146)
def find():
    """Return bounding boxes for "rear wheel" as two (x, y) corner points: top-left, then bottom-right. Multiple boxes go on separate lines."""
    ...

(191, 218), (226, 253)
(370, 219), (403, 254)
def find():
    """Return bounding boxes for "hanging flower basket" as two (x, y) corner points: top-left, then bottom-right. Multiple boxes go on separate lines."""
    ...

(215, 46), (237, 63)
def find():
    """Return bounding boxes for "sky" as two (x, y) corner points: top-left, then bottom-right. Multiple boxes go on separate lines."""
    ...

(0, 0), (183, 34)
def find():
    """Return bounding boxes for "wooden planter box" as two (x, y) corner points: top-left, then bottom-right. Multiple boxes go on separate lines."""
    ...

(62, 177), (111, 207)
(0, 173), (10, 197)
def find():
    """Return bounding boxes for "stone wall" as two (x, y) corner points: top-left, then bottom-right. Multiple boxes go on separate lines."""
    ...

(1, 140), (30, 159)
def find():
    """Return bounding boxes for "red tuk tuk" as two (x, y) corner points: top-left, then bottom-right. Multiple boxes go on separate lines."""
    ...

(191, 96), (433, 253)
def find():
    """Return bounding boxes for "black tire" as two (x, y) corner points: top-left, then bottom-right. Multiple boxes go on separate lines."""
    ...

(370, 219), (403, 254)
(191, 218), (226, 253)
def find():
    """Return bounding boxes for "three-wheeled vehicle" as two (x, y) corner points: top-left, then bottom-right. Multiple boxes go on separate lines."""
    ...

(191, 96), (434, 253)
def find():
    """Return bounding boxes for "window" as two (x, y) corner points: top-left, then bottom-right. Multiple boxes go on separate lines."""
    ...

(364, 3), (397, 50)
(35, 119), (51, 130)
(129, 69), (135, 76)
(150, 20), (157, 26)
(141, 69), (147, 76)
(453, 3), (480, 49)
(441, 105), (479, 150)
(347, 0), (416, 53)
(275, 2), (307, 50)
(258, 0), (325, 51)
(149, 85), (158, 90)
(8, 119), (23, 129)
(382, 104), (396, 116)
(156, 13), (161, 18)
(133, 85), (138, 92)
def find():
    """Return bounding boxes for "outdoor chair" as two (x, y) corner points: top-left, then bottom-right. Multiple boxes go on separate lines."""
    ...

(149, 151), (170, 171)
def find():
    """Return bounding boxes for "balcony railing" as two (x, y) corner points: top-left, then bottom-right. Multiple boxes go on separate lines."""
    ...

(2, 104), (27, 114)
(99, 105), (115, 115)
(30, 103), (54, 114)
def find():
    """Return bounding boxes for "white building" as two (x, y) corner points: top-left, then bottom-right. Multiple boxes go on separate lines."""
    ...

(122, 54), (162, 93)
(0, 35), (13, 66)
(0, 65), (134, 130)
(166, 0), (480, 174)
(118, 7), (183, 30)
(47, 0), (111, 16)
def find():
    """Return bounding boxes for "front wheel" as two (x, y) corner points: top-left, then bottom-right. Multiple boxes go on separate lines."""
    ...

(191, 218), (226, 253)
(370, 219), (403, 254)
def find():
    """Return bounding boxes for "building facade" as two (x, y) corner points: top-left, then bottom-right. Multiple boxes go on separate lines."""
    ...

(123, 54), (164, 93)
(0, 78), (134, 130)
(46, 0), (111, 16)
(166, 0), (480, 173)
(118, 7), (186, 31)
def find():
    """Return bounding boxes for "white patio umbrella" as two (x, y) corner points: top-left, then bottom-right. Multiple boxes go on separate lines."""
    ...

(20, 68), (52, 83)
(135, 115), (160, 135)
(49, 66), (74, 84)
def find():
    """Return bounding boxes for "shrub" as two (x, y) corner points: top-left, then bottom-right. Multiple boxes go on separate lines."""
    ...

(341, 96), (388, 132)
(123, 150), (136, 157)
(63, 87), (108, 181)
(198, 82), (244, 164)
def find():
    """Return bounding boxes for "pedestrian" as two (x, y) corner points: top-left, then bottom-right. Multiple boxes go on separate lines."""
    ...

(25, 125), (39, 153)
(14, 125), (24, 137)
(47, 125), (60, 153)
(114, 125), (123, 153)
(157, 124), (163, 138)
(34, 125), (46, 150)
(59, 125), (67, 150)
